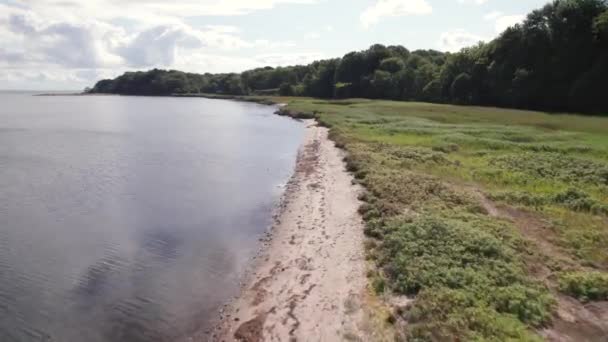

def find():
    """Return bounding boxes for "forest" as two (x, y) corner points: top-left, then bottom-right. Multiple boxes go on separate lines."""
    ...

(89, 0), (608, 114)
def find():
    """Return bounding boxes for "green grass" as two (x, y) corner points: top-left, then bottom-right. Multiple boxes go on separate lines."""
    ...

(267, 97), (608, 340)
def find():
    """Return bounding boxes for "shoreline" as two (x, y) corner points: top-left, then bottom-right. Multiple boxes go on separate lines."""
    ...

(210, 121), (373, 341)
(33, 93), (382, 340)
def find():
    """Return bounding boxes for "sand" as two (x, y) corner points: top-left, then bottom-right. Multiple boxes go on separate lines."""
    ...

(216, 121), (371, 341)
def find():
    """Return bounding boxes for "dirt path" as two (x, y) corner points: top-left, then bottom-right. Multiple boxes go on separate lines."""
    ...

(217, 122), (371, 341)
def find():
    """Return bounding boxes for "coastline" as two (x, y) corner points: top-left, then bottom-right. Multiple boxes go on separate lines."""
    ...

(210, 120), (374, 341)
(32, 93), (387, 340)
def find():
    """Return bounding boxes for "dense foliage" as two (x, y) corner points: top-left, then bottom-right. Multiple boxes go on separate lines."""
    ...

(90, 69), (247, 96)
(558, 271), (608, 301)
(90, 0), (608, 114)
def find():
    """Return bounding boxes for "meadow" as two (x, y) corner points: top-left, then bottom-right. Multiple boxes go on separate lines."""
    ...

(269, 97), (608, 341)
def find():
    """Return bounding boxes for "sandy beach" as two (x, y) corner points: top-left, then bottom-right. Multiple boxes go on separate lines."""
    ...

(216, 121), (372, 341)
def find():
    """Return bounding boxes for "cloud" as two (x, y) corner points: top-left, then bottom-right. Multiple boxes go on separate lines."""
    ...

(171, 52), (261, 74)
(304, 32), (321, 40)
(438, 29), (486, 52)
(0, 0), (315, 88)
(9, 14), (37, 34)
(483, 11), (525, 33)
(494, 14), (525, 33)
(6, 0), (319, 22)
(361, 0), (432, 29)
(457, 0), (487, 5)
(117, 26), (200, 67)
(434, 12), (525, 54)
(303, 26), (333, 40)
(254, 52), (325, 66)
(3, 13), (125, 68)
(252, 39), (296, 49)
(483, 10), (502, 21)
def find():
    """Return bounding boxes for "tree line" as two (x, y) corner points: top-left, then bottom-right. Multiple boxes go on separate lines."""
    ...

(90, 0), (608, 114)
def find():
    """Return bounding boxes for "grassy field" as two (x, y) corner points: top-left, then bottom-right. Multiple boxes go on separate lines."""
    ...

(262, 98), (608, 341)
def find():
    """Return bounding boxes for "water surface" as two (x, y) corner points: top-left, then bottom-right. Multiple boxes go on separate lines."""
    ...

(0, 92), (303, 341)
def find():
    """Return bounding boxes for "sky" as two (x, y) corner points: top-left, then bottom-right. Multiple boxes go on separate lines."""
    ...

(0, 0), (549, 90)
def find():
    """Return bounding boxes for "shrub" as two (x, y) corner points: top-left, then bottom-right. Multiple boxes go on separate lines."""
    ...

(489, 153), (608, 186)
(491, 191), (548, 208)
(558, 271), (608, 302)
(431, 143), (460, 153)
(406, 288), (543, 342)
(376, 215), (554, 326)
(553, 189), (596, 212)
(492, 189), (608, 215)
(278, 82), (294, 96)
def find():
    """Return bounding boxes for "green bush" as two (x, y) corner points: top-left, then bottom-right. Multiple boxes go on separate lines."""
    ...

(491, 191), (548, 208)
(491, 189), (608, 215)
(406, 288), (543, 342)
(553, 189), (608, 215)
(278, 82), (294, 96)
(489, 153), (608, 186)
(375, 216), (554, 326)
(558, 271), (608, 302)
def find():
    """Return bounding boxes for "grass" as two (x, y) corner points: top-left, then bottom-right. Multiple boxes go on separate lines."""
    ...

(264, 97), (608, 340)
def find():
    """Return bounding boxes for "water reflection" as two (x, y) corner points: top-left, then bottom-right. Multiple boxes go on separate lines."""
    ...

(0, 93), (303, 341)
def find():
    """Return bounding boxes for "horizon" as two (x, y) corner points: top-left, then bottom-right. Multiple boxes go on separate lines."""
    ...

(1, 0), (549, 90)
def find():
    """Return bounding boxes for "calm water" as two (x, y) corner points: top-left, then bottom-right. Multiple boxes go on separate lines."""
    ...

(0, 92), (304, 341)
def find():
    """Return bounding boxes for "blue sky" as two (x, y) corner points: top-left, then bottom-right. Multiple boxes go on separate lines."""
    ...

(0, 0), (548, 90)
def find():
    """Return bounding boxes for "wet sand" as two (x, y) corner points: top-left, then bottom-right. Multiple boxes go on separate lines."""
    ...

(216, 121), (371, 341)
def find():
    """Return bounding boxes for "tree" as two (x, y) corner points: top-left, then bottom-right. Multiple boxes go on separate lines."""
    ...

(421, 80), (442, 102)
(89, 1), (608, 115)
(379, 57), (405, 73)
(568, 53), (608, 112)
(594, 10), (608, 41)
(279, 82), (294, 96)
(451, 73), (473, 104)
(371, 70), (397, 99)
(305, 59), (339, 98)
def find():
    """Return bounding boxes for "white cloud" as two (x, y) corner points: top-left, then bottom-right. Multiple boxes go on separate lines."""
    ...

(304, 25), (334, 40)
(253, 39), (297, 49)
(483, 10), (502, 21)
(304, 32), (321, 40)
(457, 0), (487, 5)
(8, 0), (319, 23)
(1, 12), (125, 69)
(117, 25), (199, 67)
(255, 52), (325, 66)
(438, 29), (486, 52)
(494, 14), (525, 33)
(116, 0), (318, 17)
(0, 0), (317, 88)
(361, 0), (432, 29)
(483, 11), (525, 33)
(2, 13), (258, 70)
(172, 52), (260, 74)
(203, 25), (241, 34)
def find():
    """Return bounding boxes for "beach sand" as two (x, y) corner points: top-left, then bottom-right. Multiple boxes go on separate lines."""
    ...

(216, 121), (372, 341)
